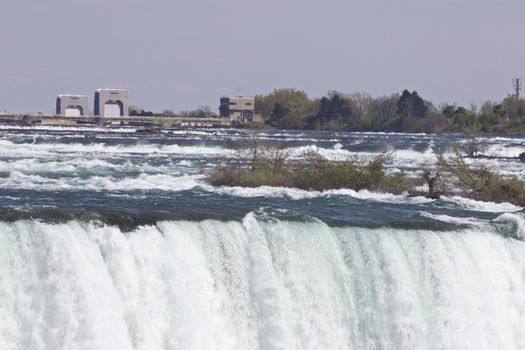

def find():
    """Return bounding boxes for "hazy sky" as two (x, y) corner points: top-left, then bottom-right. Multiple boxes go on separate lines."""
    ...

(1, 0), (524, 114)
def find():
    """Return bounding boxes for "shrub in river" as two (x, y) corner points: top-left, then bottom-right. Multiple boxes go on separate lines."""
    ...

(205, 141), (412, 194)
(291, 150), (410, 193)
(408, 166), (450, 199)
(207, 140), (524, 206)
(463, 134), (488, 158)
(206, 140), (295, 188)
(437, 147), (525, 206)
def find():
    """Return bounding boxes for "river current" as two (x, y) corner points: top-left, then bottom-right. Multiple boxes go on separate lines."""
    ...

(0, 126), (524, 349)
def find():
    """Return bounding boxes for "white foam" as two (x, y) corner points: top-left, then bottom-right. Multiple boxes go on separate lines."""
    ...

(1, 217), (525, 349)
(209, 185), (433, 203)
(0, 124), (137, 133)
(483, 144), (525, 158)
(493, 212), (525, 239)
(86, 174), (201, 191)
(391, 147), (437, 165)
(419, 211), (487, 227)
(0, 171), (202, 192)
(0, 139), (226, 158)
(442, 196), (523, 213)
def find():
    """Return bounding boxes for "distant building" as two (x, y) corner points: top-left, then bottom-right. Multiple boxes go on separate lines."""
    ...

(219, 96), (262, 123)
(56, 95), (89, 116)
(94, 89), (129, 117)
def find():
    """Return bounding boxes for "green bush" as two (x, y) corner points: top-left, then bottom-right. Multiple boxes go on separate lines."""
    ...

(206, 140), (525, 206)
(205, 141), (412, 194)
(437, 146), (525, 206)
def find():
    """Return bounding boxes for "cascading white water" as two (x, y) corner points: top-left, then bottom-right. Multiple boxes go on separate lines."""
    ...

(1, 214), (525, 350)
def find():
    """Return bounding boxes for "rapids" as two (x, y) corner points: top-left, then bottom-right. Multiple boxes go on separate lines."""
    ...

(0, 126), (524, 349)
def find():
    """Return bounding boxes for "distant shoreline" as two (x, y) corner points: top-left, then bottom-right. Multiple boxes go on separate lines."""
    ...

(1, 112), (525, 137)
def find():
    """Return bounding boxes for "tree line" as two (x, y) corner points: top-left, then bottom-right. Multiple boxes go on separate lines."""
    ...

(254, 88), (525, 133)
(129, 105), (218, 119)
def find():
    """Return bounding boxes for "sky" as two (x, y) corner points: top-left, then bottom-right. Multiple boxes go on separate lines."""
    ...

(1, 0), (524, 114)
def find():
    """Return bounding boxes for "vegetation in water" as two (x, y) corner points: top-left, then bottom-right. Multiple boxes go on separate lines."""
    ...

(205, 140), (412, 194)
(205, 139), (525, 207)
(437, 146), (525, 206)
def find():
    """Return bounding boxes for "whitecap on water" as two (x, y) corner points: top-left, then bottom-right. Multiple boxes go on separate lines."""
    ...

(441, 196), (523, 213)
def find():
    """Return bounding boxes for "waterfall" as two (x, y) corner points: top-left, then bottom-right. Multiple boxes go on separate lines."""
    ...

(1, 213), (524, 350)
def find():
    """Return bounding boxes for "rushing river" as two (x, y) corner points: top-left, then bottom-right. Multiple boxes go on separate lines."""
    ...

(0, 126), (524, 349)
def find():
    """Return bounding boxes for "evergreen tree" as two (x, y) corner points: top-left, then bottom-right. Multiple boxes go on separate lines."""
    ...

(397, 90), (428, 118)
(267, 102), (290, 127)
(307, 94), (354, 129)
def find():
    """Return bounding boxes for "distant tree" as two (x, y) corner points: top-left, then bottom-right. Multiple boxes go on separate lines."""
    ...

(493, 104), (506, 118)
(178, 105), (218, 119)
(129, 105), (158, 116)
(397, 90), (428, 118)
(162, 109), (175, 117)
(307, 93), (354, 130)
(396, 90), (413, 117)
(255, 89), (311, 116)
(502, 96), (525, 121)
(452, 107), (478, 131)
(129, 105), (140, 116)
(408, 112), (450, 133)
(247, 87), (525, 133)
(442, 105), (456, 118)
(478, 102), (505, 132)
(456, 106), (467, 115)
(345, 92), (374, 129)
(367, 94), (399, 130)
(267, 102), (290, 127)
(255, 88), (315, 128)
(347, 92), (373, 120)
(195, 105), (218, 118)
(141, 110), (155, 117)
(413, 92), (429, 117)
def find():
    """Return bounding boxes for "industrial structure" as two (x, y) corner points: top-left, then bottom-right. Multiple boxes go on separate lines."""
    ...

(56, 89), (129, 117)
(46, 90), (259, 128)
(56, 95), (89, 116)
(45, 88), (229, 127)
(94, 89), (129, 117)
(219, 96), (262, 123)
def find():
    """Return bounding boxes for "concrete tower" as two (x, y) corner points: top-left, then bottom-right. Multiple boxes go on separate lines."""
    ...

(56, 95), (89, 116)
(94, 89), (129, 117)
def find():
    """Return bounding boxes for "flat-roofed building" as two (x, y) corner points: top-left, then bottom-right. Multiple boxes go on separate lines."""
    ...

(94, 89), (129, 117)
(56, 95), (89, 116)
(219, 96), (261, 123)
